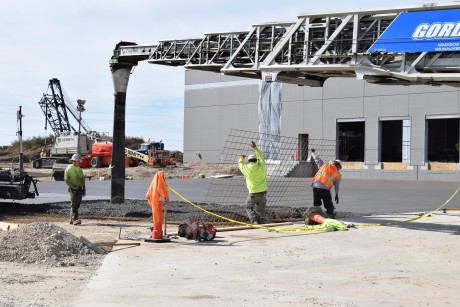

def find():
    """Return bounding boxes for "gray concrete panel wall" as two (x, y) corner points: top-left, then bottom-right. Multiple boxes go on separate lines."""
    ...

(426, 91), (459, 115)
(323, 78), (364, 99)
(281, 100), (305, 138)
(409, 93), (428, 165)
(363, 96), (380, 165)
(183, 70), (460, 181)
(282, 83), (304, 101)
(302, 100), (324, 139)
(185, 88), (220, 108)
(184, 73), (260, 162)
(380, 94), (409, 116)
(185, 70), (221, 85)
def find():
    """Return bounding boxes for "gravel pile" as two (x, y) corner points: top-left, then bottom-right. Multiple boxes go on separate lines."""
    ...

(0, 222), (100, 267)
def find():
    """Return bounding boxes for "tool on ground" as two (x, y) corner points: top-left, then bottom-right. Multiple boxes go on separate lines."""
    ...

(178, 218), (217, 241)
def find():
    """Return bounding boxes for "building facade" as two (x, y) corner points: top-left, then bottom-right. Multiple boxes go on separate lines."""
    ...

(184, 70), (460, 181)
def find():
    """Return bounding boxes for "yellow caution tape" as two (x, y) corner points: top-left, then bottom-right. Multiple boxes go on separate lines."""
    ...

(167, 184), (460, 232)
(353, 184), (460, 227)
(167, 185), (327, 232)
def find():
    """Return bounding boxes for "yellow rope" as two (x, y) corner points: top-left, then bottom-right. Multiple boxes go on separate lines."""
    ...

(167, 184), (460, 232)
(167, 185), (327, 232)
(353, 184), (460, 227)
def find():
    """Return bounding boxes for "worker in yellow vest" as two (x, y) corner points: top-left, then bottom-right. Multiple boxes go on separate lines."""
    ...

(310, 149), (342, 219)
(238, 141), (267, 225)
(64, 154), (86, 225)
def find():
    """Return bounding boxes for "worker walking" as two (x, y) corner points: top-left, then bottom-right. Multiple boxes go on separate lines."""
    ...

(309, 149), (342, 219)
(238, 141), (267, 225)
(64, 154), (86, 225)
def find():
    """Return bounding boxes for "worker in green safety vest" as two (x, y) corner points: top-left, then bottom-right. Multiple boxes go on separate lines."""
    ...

(64, 154), (86, 225)
(238, 141), (267, 225)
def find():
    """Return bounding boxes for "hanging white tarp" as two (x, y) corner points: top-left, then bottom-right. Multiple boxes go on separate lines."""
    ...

(258, 81), (282, 160)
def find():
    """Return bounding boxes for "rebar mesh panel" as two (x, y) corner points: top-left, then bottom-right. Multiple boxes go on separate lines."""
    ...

(203, 129), (337, 223)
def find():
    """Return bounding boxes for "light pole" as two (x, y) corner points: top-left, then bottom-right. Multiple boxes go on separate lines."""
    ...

(76, 99), (86, 155)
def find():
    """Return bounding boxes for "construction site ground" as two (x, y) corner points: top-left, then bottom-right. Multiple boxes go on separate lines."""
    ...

(1, 212), (459, 306)
(1, 163), (460, 306)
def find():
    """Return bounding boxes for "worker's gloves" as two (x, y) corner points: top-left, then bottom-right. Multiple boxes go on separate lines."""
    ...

(251, 141), (256, 148)
(311, 148), (315, 153)
(241, 155), (246, 159)
(335, 194), (339, 204)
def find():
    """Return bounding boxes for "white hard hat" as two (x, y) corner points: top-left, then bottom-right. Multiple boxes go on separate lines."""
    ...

(333, 159), (342, 168)
(248, 154), (257, 161)
(70, 154), (82, 162)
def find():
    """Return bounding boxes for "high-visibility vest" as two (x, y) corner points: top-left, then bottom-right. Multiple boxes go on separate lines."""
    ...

(312, 162), (341, 189)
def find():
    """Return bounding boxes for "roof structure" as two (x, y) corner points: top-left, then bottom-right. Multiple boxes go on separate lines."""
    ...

(111, 2), (460, 87)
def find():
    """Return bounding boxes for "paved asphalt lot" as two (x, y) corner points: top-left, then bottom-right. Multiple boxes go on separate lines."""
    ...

(9, 178), (460, 215)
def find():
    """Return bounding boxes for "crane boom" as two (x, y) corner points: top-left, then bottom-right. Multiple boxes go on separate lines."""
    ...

(38, 78), (92, 135)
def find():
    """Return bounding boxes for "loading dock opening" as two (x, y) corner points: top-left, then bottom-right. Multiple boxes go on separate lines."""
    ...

(338, 121), (364, 162)
(381, 120), (403, 162)
(427, 118), (459, 163)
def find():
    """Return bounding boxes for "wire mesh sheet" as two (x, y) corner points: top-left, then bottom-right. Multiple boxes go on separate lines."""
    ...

(0, 129), (338, 226)
(201, 129), (338, 224)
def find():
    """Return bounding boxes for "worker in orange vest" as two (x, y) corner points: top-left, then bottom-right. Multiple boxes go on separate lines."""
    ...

(310, 149), (342, 219)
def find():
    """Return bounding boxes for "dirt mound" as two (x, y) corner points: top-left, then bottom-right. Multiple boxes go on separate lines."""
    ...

(0, 222), (101, 267)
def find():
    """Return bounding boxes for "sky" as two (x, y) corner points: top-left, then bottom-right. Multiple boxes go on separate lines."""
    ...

(0, 0), (433, 151)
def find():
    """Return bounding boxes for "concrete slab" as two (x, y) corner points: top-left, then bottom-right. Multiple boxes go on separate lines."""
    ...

(75, 212), (460, 306)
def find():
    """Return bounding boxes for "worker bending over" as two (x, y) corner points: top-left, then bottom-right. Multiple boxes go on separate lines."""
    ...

(238, 141), (267, 225)
(310, 149), (342, 219)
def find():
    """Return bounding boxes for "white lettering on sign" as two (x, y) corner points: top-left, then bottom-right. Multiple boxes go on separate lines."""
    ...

(413, 22), (460, 39)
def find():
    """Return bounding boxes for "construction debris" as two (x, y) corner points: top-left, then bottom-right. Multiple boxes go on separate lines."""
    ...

(0, 222), (105, 266)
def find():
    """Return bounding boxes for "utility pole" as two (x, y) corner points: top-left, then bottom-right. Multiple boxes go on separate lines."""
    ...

(76, 99), (86, 155)
(17, 106), (23, 171)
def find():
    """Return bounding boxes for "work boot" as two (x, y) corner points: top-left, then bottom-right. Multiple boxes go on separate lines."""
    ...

(326, 212), (336, 219)
(73, 219), (81, 225)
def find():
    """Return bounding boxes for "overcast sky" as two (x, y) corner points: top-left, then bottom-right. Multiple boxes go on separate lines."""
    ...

(0, 0), (432, 151)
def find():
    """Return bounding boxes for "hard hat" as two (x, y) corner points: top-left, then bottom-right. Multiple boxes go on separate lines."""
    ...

(333, 159), (342, 168)
(70, 154), (82, 162)
(248, 154), (257, 161)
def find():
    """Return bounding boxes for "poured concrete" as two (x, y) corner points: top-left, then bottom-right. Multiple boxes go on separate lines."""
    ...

(75, 212), (460, 306)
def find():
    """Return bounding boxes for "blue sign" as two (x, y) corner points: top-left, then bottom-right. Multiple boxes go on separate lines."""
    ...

(368, 8), (460, 53)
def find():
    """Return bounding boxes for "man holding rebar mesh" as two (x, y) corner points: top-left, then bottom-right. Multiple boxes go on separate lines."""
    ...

(309, 148), (342, 219)
(238, 141), (267, 225)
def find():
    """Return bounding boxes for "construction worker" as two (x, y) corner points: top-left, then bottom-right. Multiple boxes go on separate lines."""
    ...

(309, 149), (342, 219)
(238, 141), (267, 225)
(40, 147), (48, 158)
(64, 154), (86, 225)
